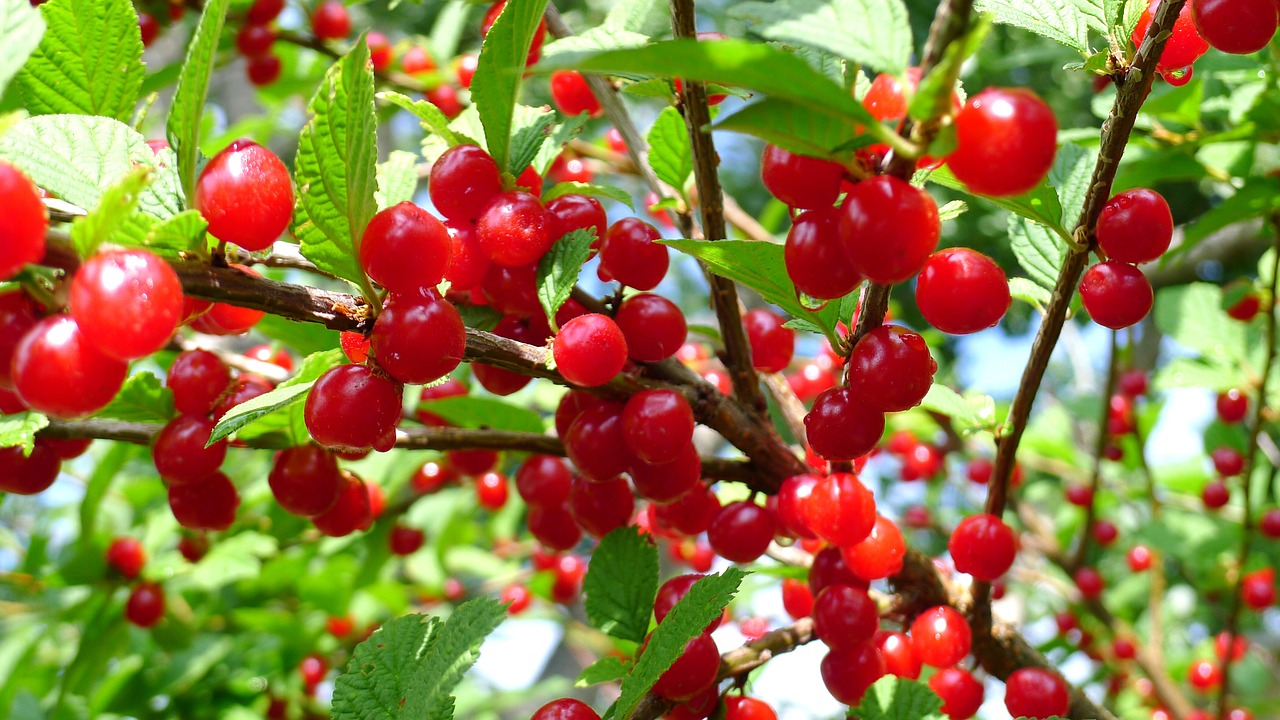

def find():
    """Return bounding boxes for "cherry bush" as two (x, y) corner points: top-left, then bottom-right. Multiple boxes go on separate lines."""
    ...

(0, 0), (1279, 718)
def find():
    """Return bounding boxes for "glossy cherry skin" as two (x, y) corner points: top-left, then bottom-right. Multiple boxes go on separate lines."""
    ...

(193, 140), (294, 252)
(760, 145), (844, 210)
(915, 248), (1011, 334)
(312, 474), (374, 537)
(810, 546), (866, 596)
(804, 388), (885, 462)
(106, 537), (146, 578)
(553, 313), (628, 387)
(370, 291), (465, 385)
(138, 12), (159, 47)
(389, 524), (425, 555)
(839, 176), (940, 284)
(547, 193), (607, 245)
(477, 191), (556, 267)
(11, 315), (128, 419)
(1004, 667), (1070, 719)
(311, 0), (351, 39)
(360, 202), (452, 295)
(651, 632), (720, 701)
(0, 443), (61, 495)
(802, 472), (877, 547)
(528, 503), (583, 551)
(0, 161), (48, 280)
(212, 375), (273, 421)
(1079, 260), (1154, 329)
(564, 403), (632, 481)
(601, 218), (669, 291)
(1241, 567), (1275, 609)
(1193, 0), (1278, 55)
(722, 696), (776, 720)
(947, 88), (1058, 198)
(304, 364), (404, 453)
(1218, 389), (1248, 423)
(840, 515), (905, 581)
(429, 145), (504, 223)
(785, 207), (863, 300)
(236, 23), (276, 57)
(743, 308), (794, 374)
(910, 606), (972, 667)
(530, 698), (601, 720)
(708, 500), (775, 563)
(615, 293), (687, 362)
(1074, 566), (1105, 598)
(269, 445), (343, 517)
(153, 415), (227, 485)
(515, 455), (573, 506)
(820, 643), (886, 705)
(569, 475), (634, 538)
(653, 483), (720, 536)
(847, 325), (936, 412)
(126, 582), (166, 628)
(813, 584), (879, 650)
(550, 71), (602, 117)
(622, 389), (695, 464)
(929, 667), (983, 720)
(475, 471), (509, 510)
(481, 262), (541, 316)
(443, 220), (491, 290)
(775, 473), (820, 539)
(1096, 189), (1174, 264)
(248, 0), (285, 24)
(875, 631), (921, 679)
(949, 513), (1018, 581)
(0, 290), (39, 388)
(168, 471), (240, 531)
(781, 578), (815, 619)
(70, 249), (184, 360)
(631, 443), (702, 504)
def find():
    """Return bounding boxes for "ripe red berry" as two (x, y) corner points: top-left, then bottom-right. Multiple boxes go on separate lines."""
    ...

(70, 249), (183, 360)
(1074, 566), (1106, 599)
(631, 443), (702, 504)
(910, 606), (972, 667)
(916, 248), (1011, 334)
(247, 0), (285, 24)
(622, 389), (695, 464)
(480, 262), (541, 316)
(515, 455), (573, 507)
(1097, 189), (1174, 264)
(304, 364), (403, 453)
(1192, 0), (1278, 55)
(402, 45), (436, 75)
(0, 161), (48, 280)
(1092, 520), (1119, 546)
(760, 145), (844, 209)
(1212, 446), (1245, 476)
(550, 71), (602, 117)
(389, 524), (425, 555)
(12, 315), (128, 419)
(569, 475), (633, 538)
(722, 696), (776, 720)
(743, 308), (794, 374)
(785, 207), (863, 301)
(106, 537), (146, 579)
(1004, 667), (1069, 719)
(652, 483), (720, 536)
(615, 293), (687, 363)
(193, 140), (293, 252)
(1217, 389), (1249, 423)
(775, 473), (820, 539)
(138, 12), (159, 46)
(269, 445), (343, 517)
(949, 513), (1017, 581)
(125, 582), (166, 628)
(313, 474), (374, 537)
(802, 472), (876, 548)
(429, 145), (504, 223)
(1260, 507), (1280, 538)
(564, 402), (631, 480)
(1202, 479), (1230, 509)
(0, 290), (38, 389)
(1119, 369), (1149, 397)
(601, 218), (669, 290)
(846, 325), (937, 412)
(443, 220), (491, 291)
(311, 0), (351, 39)
(360, 202), (452, 295)
(475, 471), (509, 510)
(0, 443), (61, 495)
(708, 500), (775, 563)
(477, 191), (555, 267)
(820, 643), (886, 705)
(929, 667), (984, 720)
(528, 503), (583, 551)
(211, 374), (272, 421)
(553, 314), (628, 387)
(781, 578), (815, 619)
(651, 632), (720, 701)
(813, 584), (879, 650)
(1080, 260), (1154, 329)
(810, 545), (866, 595)
(370, 292), (465, 385)
(530, 698), (601, 720)
(1128, 544), (1154, 572)
(804, 388), (886, 462)
(839, 176), (940, 284)
(153, 414), (227, 485)
(236, 23), (276, 57)
(875, 631), (921, 679)
(947, 87), (1057, 197)
(547, 193), (607, 245)
(841, 515), (905, 581)
(654, 574), (717, 628)
(168, 471), (240, 530)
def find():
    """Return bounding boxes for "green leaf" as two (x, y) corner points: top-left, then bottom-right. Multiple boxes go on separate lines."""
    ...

(1009, 215), (1066, 292)
(715, 98), (864, 161)
(375, 150), (419, 211)
(1182, 176), (1280, 249)
(1009, 276), (1052, 309)
(400, 598), (508, 720)
(1049, 142), (1097, 228)
(415, 396), (544, 435)
(647, 106), (693, 194)
(536, 228), (595, 328)
(457, 303), (503, 332)
(0, 411), (49, 455)
(937, 200), (967, 221)
(975, 0), (1094, 53)
(186, 532), (278, 591)
(543, 27), (649, 58)
(849, 676), (946, 720)
(166, 0), (230, 203)
(729, 0), (912, 75)
(16, 0), (143, 121)
(471, 0), (551, 173)
(377, 90), (464, 145)
(95, 372), (175, 424)
(616, 568), (745, 718)
(1154, 283), (1246, 363)
(0, 0), (45, 96)
(332, 613), (441, 720)
(919, 385), (996, 434)
(69, 166), (154, 257)
(209, 349), (345, 445)
(908, 16), (990, 122)
(583, 527), (659, 643)
(137, 209), (208, 256)
(542, 182), (634, 209)
(533, 114), (591, 176)
(576, 656), (630, 687)
(925, 165), (1063, 232)
(508, 104), (557, 175)
(208, 382), (314, 447)
(295, 40), (379, 295)
(0, 114), (153, 212)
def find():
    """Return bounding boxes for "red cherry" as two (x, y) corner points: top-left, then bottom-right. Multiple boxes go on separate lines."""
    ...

(311, 0), (351, 39)
(299, 653), (328, 688)
(313, 474), (374, 537)
(236, 23), (276, 57)
(1217, 389), (1249, 423)
(1202, 479), (1230, 509)
(12, 315), (128, 419)
(1080, 260), (1154, 329)
(269, 445), (343, 517)
(947, 88), (1058, 197)
(1118, 369), (1149, 397)
(875, 631), (921, 679)
(477, 191), (555, 267)
(654, 574), (719, 629)
(564, 402), (631, 480)
(820, 643), (886, 705)
(1260, 508), (1280, 538)
(802, 472), (876, 547)
(1211, 446), (1245, 476)
(70, 249), (183, 360)
(0, 161), (47, 280)
(1074, 566), (1105, 599)
(389, 524), (426, 555)
(847, 325), (937, 412)
(839, 176), (940, 283)
(724, 696), (776, 720)
(304, 364), (403, 453)
(1127, 544), (1154, 572)
(910, 606), (972, 667)
(441, 221), (491, 292)
(622, 389), (695, 464)
(247, 0), (285, 24)
(125, 582), (166, 628)
(615, 293), (687, 363)
(153, 415), (227, 485)
(455, 54), (479, 88)
(929, 667), (984, 720)
(430, 145), (504, 223)
(651, 632), (720, 701)
(813, 584), (879, 650)
(840, 515), (905, 581)
(475, 471), (509, 510)
(1192, 0), (1278, 55)
(530, 698), (600, 720)
(480, 262), (541, 316)
(42, 438), (91, 460)
(515, 455), (573, 507)
(1004, 668), (1069, 719)
(138, 12), (159, 46)
(553, 313), (628, 387)
(427, 84), (463, 119)
(743, 308), (794, 374)
(652, 483), (720, 536)
(547, 155), (593, 185)
(948, 513), (1018, 581)
(1092, 520), (1119, 546)
(785, 207), (863, 301)
(916, 248), (1011, 334)
(1227, 292), (1261, 321)
(211, 374), (273, 421)
(106, 537), (146, 578)
(1242, 567), (1275, 609)
(528, 503), (582, 551)
(0, 290), (38, 388)
(362, 31), (393, 70)
(805, 388), (885, 462)
(168, 471), (240, 530)
(546, 193), (607, 245)
(809, 546), (867, 596)
(601, 218), (669, 291)
(549, 71), (601, 117)
(781, 578), (815, 619)
(1097, 189), (1174, 264)
(193, 140), (293, 252)
(708, 500), (775, 563)
(370, 291), (465, 385)
(360, 202), (452, 295)
(0, 443), (61, 495)
(569, 475), (633, 538)
(448, 448), (500, 477)
(1133, 0), (1210, 78)
(776, 473), (820, 539)
(630, 443), (701, 504)
(760, 145), (844, 209)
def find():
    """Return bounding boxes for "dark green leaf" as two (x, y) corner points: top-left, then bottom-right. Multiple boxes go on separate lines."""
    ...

(508, 104), (557, 175)
(536, 228), (595, 328)
(332, 613), (440, 720)
(96, 372), (175, 424)
(647, 107), (693, 193)
(542, 182), (634, 209)
(400, 598), (508, 720)
(729, 0), (912, 74)
(583, 527), (659, 643)
(166, 0), (230, 202)
(848, 676), (946, 720)
(416, 396), (544, 435)
(715, 99), (862, 160)
(471, 0), (552, 172)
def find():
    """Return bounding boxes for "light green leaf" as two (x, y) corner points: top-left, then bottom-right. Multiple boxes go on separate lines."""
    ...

(377, 90), (464, 146)
(533, 113), (591, 176)
(471, 0), (551, 172)
(210, 349), (345, 445)
(850, 676), (946, 720)
(95, 372), (175, 424)
(1182, 176), (1280, 249)
(0, 411), (49, 455)
(295, 40), (379, 295)
(208, 382), (314, 447)
(186, 532), (277, 591)
(1153, 357), (1244, 392)
(908, 15), (990, 122)
(508, 104), (557, 175)
(0, 114), (152, 212)
(375, 151), (419, 211)
(583, 527), (659, 643)
(919, 384), (997, 434)
(937, 200), (968, 221)
(1008, 276), (1052, 309)
(925, 164), (1063, 232)
(975, 0), (1094, 54)
(70, 166), (154, 257)
(647, 106), (692, 194)
(17, 0), (143, 121)
(715, 99), (865, 161)
(729, 0), (912, 75)
(616, 568), (745, 718)
(400, 598), (508, 720)
(543, 26), (649, 58)
(0, 0), (45, 96)
(332, 613), (441, 720)
(1009, 215), (1065, 292)
(536, 228), (595, 328)
(138, 209), (208, 256)
(1049, 142), (1097, 228)
(542, 182), (634, 209)
(166, 0), (230, 202)
(576, 656), (630, 687)
(1154, 283), (1246, 363)
(415, 396), (544, 435)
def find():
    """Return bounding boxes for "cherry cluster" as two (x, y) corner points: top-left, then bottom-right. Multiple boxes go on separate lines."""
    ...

(1131, 0), (1280, 86)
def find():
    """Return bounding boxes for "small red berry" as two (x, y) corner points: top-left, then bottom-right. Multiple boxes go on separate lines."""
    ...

(840, 515), (905, 581)
(168, 471), (240, 531)
(1217, 389), (1249, 423)
(820, 643), (886, 705)
(550, 71), (602, 117)
(70, 249), (183, 361)
(389, 524), (426, 555)
(12, 315), (128, 419)
(530, 698), (600, 720)
(1074, 566), (1105, 599)
(1097, 189), (1174, 264)
(875, 631), (921, 679)
(359, 202), (452, 295)
(477, 191), (555, 267)
(236, 24), (277, 57)
(743, 308), (794, 374)
(910, 606), (971, 667)
(106, 537), (146, 579)
(1004, 668), (1069, 719)
(802, 472), (876, 548)
(311, 0), (351, 40)
(304, 364), (404, 453)
(708, 500), (775, 563)
(1079, 260), (1154, 329)
(804, 387), (886, 462)
(847, 325), (937, 412)
(153, 414), (227, 485)
(929, 667), (984, 720)
(269, 445), (343, 517)
(786, 207), (863, 301)
(125, 582), (166, 627)
(429, 145), (504, 223)
(760, 145), (844, 210)
(193, 140), (293, 252)
(1191, 0), (1278, 55)
(370, 291), (466, 385)
(1202, 479), (1230, 509)
(0, 162), (48, 280)
(947, 88), (1058, 198)
(915, 248), (1011, 334)
(600, 218), (669, 291)
(813, 584), (879, 650)
(553, 314), (628, 387)
(839, 176), (940, 284)
(313, 474), (374, 537)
